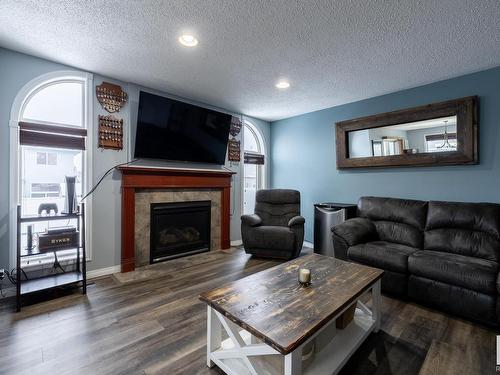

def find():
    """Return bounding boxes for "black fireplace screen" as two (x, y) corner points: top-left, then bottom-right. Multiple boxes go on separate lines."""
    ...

(150, 200), (211, 263)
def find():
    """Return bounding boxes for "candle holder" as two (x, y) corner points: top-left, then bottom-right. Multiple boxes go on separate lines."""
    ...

(298, 268), (311, 287)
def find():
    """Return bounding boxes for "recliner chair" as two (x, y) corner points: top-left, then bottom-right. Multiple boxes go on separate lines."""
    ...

(241, 189), (305, 259)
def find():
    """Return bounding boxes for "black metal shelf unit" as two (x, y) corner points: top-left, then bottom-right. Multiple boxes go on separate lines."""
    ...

(16, 204), (87, 311)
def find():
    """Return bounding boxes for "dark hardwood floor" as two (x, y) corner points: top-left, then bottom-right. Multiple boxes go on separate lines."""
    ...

(0, 248), (496, 375)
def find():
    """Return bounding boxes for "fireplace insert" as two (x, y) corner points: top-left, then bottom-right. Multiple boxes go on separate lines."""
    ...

(150, 200), (211, 263)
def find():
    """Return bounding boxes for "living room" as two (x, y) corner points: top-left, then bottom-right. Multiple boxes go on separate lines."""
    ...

(0, 1), (499, 374)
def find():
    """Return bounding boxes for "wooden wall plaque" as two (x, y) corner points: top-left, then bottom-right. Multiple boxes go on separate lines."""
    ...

(228, 139), (240, 162)
(230, 117), (242, 137)
(228, 116), (242, 162)
(96, 82), (127, 113)
(98, 115), (123, 150)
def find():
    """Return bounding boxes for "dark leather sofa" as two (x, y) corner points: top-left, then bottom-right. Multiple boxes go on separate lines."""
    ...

(332, 196), (500, 326)
(241, 189), (305, 260)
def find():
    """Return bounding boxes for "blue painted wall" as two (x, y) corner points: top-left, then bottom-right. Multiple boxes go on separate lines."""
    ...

(271, 67), (500, 243)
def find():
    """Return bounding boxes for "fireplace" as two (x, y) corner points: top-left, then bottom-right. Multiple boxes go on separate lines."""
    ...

(150, 201), (211, 263)
(119, 166), (233, 272)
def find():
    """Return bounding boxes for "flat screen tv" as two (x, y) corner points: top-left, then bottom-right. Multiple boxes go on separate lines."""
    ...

(134, 91), (232, 164)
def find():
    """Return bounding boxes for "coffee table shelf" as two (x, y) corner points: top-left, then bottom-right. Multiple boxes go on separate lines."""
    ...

(303, 305), (375, 375)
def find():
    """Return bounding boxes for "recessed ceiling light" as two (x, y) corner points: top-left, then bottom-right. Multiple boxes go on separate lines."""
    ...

(178, 34), (198, 47)
(275, 80), (290, 89)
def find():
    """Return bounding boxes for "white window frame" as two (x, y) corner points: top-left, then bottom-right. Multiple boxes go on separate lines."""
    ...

(35, 151), (58, 166)
(9, 71), (94, 269)
(241, 120), (267, 215)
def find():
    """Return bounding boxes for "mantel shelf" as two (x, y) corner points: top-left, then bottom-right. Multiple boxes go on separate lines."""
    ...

(118, 165), (235, 177)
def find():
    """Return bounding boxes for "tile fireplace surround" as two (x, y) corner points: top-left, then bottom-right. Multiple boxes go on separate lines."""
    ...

(135, 189), (221, 266)
(119, 166), (235, 272)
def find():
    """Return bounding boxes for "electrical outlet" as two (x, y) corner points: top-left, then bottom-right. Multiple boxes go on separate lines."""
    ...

(0, 269), (5, 281)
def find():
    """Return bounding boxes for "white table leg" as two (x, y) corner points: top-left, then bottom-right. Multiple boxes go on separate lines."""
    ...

(372, 279), (381, 332)
(207, 306), (222, 367)
(284, 347), (302, 375)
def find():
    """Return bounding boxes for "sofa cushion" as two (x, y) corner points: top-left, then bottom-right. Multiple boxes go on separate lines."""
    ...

(243, 226), (295, 251)
(358, 197), (428, 230)
(408, 250), (499, 294)
(373, 221), (423, 249)
(358, 197), (428, 248)
(424, 201), (500, 262)
(347, 241), (419, 273)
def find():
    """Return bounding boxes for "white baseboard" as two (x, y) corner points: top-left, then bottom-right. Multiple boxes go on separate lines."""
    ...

(87, 265), (121, 279)
(303, 240), (314, 249)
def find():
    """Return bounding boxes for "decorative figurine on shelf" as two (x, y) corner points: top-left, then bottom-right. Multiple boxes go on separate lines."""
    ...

(38, 203), (58, 216)
(96, 81), (127, 113)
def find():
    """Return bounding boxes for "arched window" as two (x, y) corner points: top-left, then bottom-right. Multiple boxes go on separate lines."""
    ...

(21, 80), (85, 127)
(18, 79), (88, 216)
(9, 71), (92, 267)
(243, 121), (266, 215)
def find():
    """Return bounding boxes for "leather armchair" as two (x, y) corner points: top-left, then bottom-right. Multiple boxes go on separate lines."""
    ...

(241, 189), (305, 260)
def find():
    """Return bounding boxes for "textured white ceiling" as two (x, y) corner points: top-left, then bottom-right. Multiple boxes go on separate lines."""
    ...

(1, 1), (500, 121)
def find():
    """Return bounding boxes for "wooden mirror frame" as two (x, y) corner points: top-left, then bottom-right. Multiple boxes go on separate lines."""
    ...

(335, 96), (478, 169)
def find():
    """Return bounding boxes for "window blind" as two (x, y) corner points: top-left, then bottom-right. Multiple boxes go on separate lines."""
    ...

(244, 151), (265, 165)
(19, 121), (87, 150)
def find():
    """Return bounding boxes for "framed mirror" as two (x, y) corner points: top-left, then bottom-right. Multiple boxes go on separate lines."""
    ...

(335, 96), (478, 169)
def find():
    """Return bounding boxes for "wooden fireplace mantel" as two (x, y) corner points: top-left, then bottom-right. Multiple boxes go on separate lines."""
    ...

(119, 166), (235, 272)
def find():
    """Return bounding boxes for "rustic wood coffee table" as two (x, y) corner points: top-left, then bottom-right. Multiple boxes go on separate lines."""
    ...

(199, 253), (384, 375)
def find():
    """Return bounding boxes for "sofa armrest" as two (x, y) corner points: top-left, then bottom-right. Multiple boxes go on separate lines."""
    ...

(331, 218), (377, 247)
(288, 215), (305, 227)
(332, 233), (350, 261)
(241, 214), (262, 227)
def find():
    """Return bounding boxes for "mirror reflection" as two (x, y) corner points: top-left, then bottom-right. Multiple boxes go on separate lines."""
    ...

(348, 116), (457, 158)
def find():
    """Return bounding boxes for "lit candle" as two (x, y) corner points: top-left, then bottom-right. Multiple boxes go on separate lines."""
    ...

(298, 268), (311, 285)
